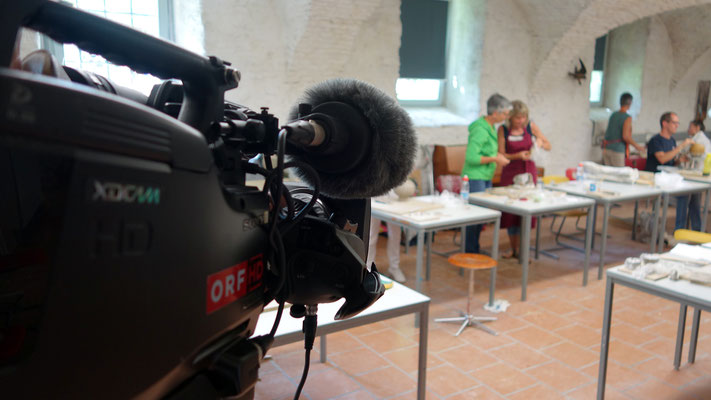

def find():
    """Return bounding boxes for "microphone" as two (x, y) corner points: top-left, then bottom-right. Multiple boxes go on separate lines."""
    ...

(285, 78), (417, 199)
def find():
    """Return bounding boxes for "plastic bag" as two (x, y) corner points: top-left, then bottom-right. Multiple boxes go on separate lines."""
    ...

(654, 171), (684, 189)
(530, 138), (548, 166)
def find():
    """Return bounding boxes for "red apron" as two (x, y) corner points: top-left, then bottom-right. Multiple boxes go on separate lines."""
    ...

(500, 124), (538, 229)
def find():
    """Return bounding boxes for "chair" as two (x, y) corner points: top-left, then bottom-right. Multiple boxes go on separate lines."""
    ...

(535, 176), (588, 259)
(674, 229), (711, 244)
(434, 253), (497, 336)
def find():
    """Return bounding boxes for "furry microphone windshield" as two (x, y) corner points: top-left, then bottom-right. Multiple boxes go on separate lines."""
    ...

(287, 78), (416, 199)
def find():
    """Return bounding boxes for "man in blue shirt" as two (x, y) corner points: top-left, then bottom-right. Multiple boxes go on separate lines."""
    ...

(645, 112), (695, 236)
(644, 112), (692, 173)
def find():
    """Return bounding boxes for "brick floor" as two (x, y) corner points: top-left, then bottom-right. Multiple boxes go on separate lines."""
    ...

(254, 203), (711, 399)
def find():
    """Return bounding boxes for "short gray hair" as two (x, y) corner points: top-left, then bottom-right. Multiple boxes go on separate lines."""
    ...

(486, 93), (511, 115)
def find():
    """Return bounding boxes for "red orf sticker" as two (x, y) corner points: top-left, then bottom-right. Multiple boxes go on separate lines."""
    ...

(206, 254), (263, 314)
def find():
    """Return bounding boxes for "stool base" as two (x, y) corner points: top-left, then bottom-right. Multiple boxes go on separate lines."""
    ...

(435, 310), (497, 336)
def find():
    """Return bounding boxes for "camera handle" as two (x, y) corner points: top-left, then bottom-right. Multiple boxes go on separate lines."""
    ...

(2, 0), (238, 135)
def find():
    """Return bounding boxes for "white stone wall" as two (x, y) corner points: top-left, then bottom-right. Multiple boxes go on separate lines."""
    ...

(201, 0), (402, 122)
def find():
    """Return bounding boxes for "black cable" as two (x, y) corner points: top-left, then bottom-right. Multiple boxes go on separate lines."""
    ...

(294, 310), (318, 400)
(268, 301), (285, 338)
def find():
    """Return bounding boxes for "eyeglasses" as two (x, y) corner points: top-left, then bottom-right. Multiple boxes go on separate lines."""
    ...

(669, 120), (680, 125)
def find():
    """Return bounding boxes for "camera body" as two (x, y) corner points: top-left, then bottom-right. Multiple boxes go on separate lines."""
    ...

(0, 1), (387, 398)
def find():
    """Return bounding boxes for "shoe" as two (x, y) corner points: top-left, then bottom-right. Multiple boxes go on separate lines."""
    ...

(388, 267), (406, 283)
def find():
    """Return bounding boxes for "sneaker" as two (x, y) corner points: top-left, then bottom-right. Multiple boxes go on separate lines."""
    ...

(388, 267), (406, 283)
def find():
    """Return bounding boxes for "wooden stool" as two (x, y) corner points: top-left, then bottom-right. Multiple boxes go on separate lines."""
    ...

(435, 253), (497, 336)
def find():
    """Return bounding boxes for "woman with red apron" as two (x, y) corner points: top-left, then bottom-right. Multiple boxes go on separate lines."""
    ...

(497, 100), (551, 258)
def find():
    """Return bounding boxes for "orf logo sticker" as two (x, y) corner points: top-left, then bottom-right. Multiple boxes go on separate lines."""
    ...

(206, 254), (263, 314)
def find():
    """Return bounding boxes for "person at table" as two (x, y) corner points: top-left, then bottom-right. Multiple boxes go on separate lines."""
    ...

(367, 190), (406, 283)
(644, 112), (695, 235)
(602, 92), (645, 166)
(462, 93), (511, 253)
(497, 100), (551, 258)
(675, 120), (710, 231)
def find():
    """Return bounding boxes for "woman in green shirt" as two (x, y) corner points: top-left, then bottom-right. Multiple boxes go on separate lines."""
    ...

(463, 94), (511, 253)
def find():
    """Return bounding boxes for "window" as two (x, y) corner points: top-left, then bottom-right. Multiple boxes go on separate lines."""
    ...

(397, 0), (449, 105)
(589, 35), (607, 103)
(44, 0), (173, 95)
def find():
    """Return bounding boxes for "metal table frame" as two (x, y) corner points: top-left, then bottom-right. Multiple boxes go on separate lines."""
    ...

(597, 267), (711, 400)
(468, 191), (595, 301)
(662, 175), (711, 232)
(371, 196), (501, 303)
(548, 181), (662, 275)
(254, 281), (431, 400)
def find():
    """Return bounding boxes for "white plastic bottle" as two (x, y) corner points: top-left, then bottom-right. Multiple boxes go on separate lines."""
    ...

(460, 175), (470, 204)
(576, 162), (585, 182)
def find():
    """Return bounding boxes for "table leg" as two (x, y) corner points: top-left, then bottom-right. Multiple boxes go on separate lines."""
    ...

(597, 277), (615, 400)
(592, 204), (599, 250)
(417, 304), (429, 400)
(632, 200), (638, 240)
(674, 304), (687, 370)
(598, 204), (610, 280)
(426, 231), (432, 281)
(489, 217), (500, 306)
(658, 194), (669, 253)
(320, 335), (327, 363)
(535, 216), (540, 260)
(689, 308), (701, 364)
(415, 231), (424, 293)
(651, 196), (661, 253)
(520, 215), (532, 301)
(703, 189), (710, 232)
(584, 204), (593, 286)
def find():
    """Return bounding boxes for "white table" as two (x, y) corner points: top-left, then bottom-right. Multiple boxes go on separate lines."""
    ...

(597, 266), (711, 400)
(547, 181), (662, 273)
(655, 180), (711, 249)
(371, 196), (502, 299)
(254, 280), (431, 400)
(468, 190), (595, 301)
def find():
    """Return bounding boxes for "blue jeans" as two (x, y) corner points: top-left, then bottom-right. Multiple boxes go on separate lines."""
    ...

(465, 180), (492, 253)
(675, 194), (701, 231)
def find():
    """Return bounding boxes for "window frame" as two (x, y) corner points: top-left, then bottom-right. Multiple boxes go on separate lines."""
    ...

(589, 34), (608, 106)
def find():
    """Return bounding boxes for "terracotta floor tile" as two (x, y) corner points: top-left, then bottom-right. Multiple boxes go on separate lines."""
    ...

(489, 342), (551, 370)
(472, 363), (537, 395)
(333, 390), (376, 400)
(302, 368), (363, 400)
(327, 347), (391, 376)
(554, 324), (602, 348)
(506, 325), (563, 349)
(526, 360), (592, 392)
(445, 385), (504, 399)
(564, 382), (633, 400)
(582, 360), (647, 391)
(641, 337), (678, 358)
(682, 376), (711, 400)
(635, 356), (707, 387)
(270, 350), (333, 379)
(543, 341), (599, 369)
(439, 344), (498, 372)
(383, 345), (444, 375)
(608, 339), (656, 366)
(613, 309), (661, 329)
(354, 366), (415, 398)
(461, 326), (515, 350)
(534, 297), (583, 315)
(507, 383), (565, 400)
(610, 322), (657, 345)
(254, 371), (296, 400)
(567, 308), (604, 328)
(623, 377), (697, 400)
(519, 308), (576, 331)
(325, 331), (364, 354)
(575, 295), (606, 313)
(358, 327), (416, 354)
(426, 364), (479, 397)
(486, 314), (531, 333)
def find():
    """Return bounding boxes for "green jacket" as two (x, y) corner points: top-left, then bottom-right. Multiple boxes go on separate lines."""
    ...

(462, 116), (497, 180)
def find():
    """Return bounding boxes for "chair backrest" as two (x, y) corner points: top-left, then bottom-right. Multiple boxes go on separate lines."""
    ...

(541, 175), (569, 185)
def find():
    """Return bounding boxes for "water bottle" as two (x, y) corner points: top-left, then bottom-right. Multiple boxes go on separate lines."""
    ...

(704, 154), (711, 176)
(576, 163), (585, 181)
(460, 175), (470, 204)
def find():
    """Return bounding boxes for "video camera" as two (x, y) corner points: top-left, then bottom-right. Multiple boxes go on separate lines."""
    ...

(0, 1), (415, 398)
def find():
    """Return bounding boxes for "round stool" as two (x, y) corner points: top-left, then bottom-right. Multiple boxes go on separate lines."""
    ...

(435, 253), (498, 336)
